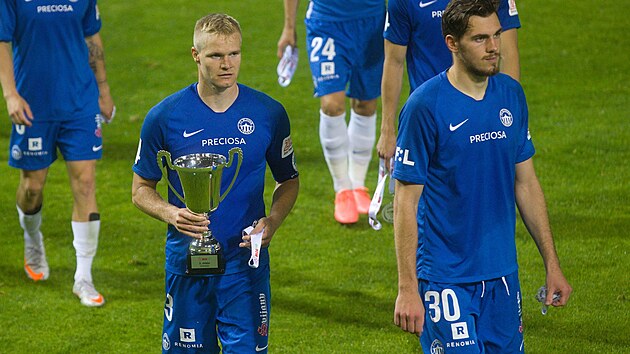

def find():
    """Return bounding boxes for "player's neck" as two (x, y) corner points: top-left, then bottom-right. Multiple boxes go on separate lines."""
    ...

(197, 82), (239, 113)
(446, 65), (488, 101)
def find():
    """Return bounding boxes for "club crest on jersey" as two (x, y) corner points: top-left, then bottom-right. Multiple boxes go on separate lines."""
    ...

(237, 118), (255, 135)
(499, 109), (513, 127)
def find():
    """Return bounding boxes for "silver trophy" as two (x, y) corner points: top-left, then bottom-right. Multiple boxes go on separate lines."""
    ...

(157, 147), (243, 275)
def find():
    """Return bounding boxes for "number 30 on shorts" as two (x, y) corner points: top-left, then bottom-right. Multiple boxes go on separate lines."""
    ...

(424, 289), (461, 322)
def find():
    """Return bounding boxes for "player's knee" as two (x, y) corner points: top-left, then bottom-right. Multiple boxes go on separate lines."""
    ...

(351, 99), (377, 116)
(320, 94), (346, 117)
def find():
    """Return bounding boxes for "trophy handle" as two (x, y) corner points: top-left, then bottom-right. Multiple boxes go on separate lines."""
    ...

(219, 147), (243, 202)
(156, 150), (186, 205)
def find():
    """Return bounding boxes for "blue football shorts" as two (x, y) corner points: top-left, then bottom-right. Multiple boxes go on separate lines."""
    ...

(9, 114), (104, 170)
(161, 265), (271, 354)
(305, 14), (384, 100)
(419, 271), (524, 353)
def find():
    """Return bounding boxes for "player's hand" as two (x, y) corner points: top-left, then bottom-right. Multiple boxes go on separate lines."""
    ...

(377, 130), (397, 171)
(394, 289), (425, 336)
(239, 217), (276, 249)
(5, 93), (33, 127)
(277, 29), (297, 59)
(545, 270), (572, 307)
(171, 208), (210, 239)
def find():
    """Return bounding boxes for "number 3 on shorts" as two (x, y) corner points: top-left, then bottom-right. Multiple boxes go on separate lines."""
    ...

(424, 289), (461, 323)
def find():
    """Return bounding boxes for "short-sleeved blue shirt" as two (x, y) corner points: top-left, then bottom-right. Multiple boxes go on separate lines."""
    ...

(133, 84), (299, 276)
(393, 72), (534, 283)
(0, 0), (102, 121)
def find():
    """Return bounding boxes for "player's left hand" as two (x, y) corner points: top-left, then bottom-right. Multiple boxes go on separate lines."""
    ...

(545, 270), (573, 307)
(98, 83), (115, 123)
(239, 217), (276, 249)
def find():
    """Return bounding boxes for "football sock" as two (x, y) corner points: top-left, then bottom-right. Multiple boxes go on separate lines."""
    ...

(347, 110), (376, 189)
(72, 215), (100, 283)
(17, 204), (43, 246)
(319, 110), (352, 192)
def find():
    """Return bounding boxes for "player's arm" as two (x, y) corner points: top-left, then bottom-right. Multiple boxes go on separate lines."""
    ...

(242, 177), (300, 248)
(500, 28), (520, 81)
(0, 41), (33, 126)
(378, 40), (407, 170)
(85, 33), (115, 121)
(515, 158), (572, 307)
(277, 0), (299, 58)
(393, 180), (425, 336)
(131, 172), (209, 239)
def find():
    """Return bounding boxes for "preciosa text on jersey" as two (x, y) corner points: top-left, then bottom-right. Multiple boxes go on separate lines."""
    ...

(37, 5), (74, 13)
(201, 137), (247, 147)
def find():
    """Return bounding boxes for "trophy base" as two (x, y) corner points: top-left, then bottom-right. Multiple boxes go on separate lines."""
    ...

(186, 252), (226, 275)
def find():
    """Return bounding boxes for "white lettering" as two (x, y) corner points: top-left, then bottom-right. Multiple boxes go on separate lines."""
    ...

(201, 137), (246, 147)
(37, 4), (74, 13)
(432, 10), (444, 18)
(469, 131), (507, 144)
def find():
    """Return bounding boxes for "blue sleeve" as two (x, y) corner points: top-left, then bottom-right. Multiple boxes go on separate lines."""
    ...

(132, 106), (166, 181)
(0, 0), (16, 41)
(515, 84), (534, 162)
(82, 0), (102, 37)
(392, 91), (437, 185)
(265, 103), (299, 183)
(384, 0), (412, 46)
(497, 0), (521, 31)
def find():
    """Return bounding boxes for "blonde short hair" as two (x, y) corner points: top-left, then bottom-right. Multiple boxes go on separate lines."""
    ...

(193, 13), (242, 50)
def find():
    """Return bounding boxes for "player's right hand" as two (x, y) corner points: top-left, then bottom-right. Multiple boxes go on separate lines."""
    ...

(5, 93), (33, 127)
(394, 290), (425, 337)
(172, 208), (210, 239)
(277, 28), (297, 59)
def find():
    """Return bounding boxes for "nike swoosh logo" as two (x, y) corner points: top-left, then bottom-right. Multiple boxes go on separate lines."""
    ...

(255, 344), (268, 352)
(419, 0), (438, 8)
(183, 129), (204, 138)
(449, 119), (469, 131)
(92, 145), (103, 152)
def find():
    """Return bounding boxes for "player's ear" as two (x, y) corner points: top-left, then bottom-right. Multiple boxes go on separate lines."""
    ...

(191, 47), (201, 64)
(445, 35), (458, 53)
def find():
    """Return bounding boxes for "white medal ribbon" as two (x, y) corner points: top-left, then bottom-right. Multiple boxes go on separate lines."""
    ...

(277, 45), (299, 87)
(243, 224), (264, 268)
(369, 159), (390, 230)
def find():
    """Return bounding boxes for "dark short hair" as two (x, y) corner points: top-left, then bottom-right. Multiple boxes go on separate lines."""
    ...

(442, 0), (498, 40)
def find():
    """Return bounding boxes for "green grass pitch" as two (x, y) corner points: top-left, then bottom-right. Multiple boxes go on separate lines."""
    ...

(0, 0), (628, 352)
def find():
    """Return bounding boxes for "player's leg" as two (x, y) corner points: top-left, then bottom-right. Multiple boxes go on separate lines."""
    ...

(346, 14), (384, 215)
(60, 114), (104, 306)
(215, 265), (270, 353)
(477, 272), (524, 353)
(305, 18), (358, 224)
(162, 271), (220, 353)
(348, 98), (377, 214)
(9, 121), (57, 281)
(419, 280), (484, 353)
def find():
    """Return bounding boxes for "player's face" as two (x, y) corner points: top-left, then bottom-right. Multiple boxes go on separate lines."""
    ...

(455, 14), (502, 77)
(193, 32), (242, 91)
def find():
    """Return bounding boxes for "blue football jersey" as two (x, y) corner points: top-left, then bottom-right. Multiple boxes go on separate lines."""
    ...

(384, 0), (521, 92)
(133, 84), (299, 276)
(306, 0), (385, 21)
(0, 0), (102, 121)
(392, 72), (534, 283)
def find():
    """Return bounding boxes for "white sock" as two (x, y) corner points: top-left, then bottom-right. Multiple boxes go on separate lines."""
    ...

(17, 205), (43, 246)
(347, 110), (376, 189)
(72, 220), (100, 283)
(319, 110), (352, 192)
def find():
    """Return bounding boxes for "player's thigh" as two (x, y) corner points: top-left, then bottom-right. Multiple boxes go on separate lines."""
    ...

(478, 272), (524, 353)
(162, 272), (220, 353)
(57, 114), (103, 162)
(347, 15), (385, 101)
(216, 265), (270, 354)
(9, 120), (59, 170)
(305, 18), (352, 97)
(419, 280), (483, 353)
